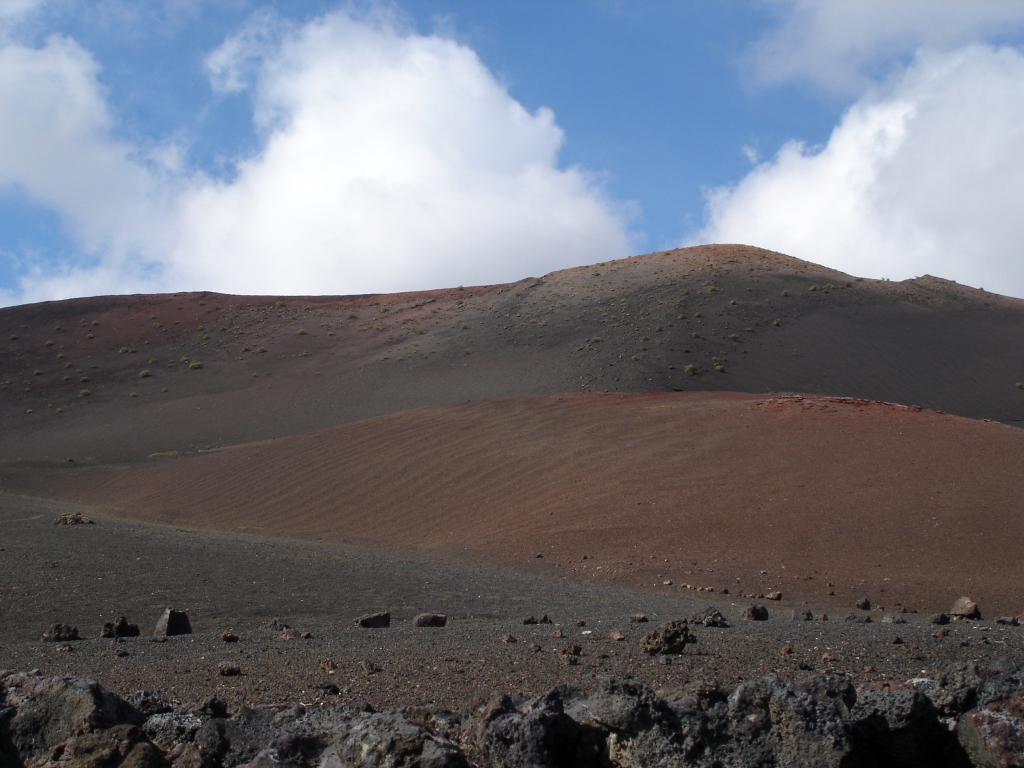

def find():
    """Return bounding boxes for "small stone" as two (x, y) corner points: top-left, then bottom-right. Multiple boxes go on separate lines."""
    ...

(362, 660), (381, 675)
(217, 661), (240, 677)
(41, 623), (79, 641)
(933, 628), (950, 638)
(154, 609), (192, 636)
(502, 634), (518, 644)
(300, 631), (313, 639)
(881, 615), (907, 624)
(780, 644), (793, 655)
(629, 614), (649, 623)
(354, 611), (391, 628)
(529, 643), (542, 652)
(864, 665), (875, 673)
(766, 591), (782, 601)
(741, 605), (769, 621)
(320, 658), (337, 672)
(950, 596), (981, 619)
(662, 580), (673, 586)
(280, 629), (302, 640)
(817, 613), (829, 621)
(609, 631), (625, 642)
(791, 609), (813, 622)
(318, 683), (341, 695)
(412, 613), (447, 627)
(892, 636), (905, 645)
(220, 632), (240, 642)
(929, 613), (950, 625)
(996, 616), (1019, 626)
(854, 598), (871, 610)
(576, 620), (586, 626)
(268, 618), (291, 631)
(551, 629), (565, 639)
(560, 642), (582, 656)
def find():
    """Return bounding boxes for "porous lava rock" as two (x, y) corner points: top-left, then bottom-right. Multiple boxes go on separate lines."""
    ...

(102, 617), (141, 638)
(741, 604), (769, 621)
(354, 612), (391, 628)
(40, 623), (80, 642)
(957, 692), (1024, 768)
(639, 620), (694, 655)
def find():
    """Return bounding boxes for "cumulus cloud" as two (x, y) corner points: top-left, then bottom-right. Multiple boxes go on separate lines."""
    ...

(751, 0), (1024, 92)
(698, 46), (1024, 298)
(0, 9), (635, 304)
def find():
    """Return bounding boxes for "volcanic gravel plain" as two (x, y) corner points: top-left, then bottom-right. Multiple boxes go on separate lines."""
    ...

(2, 244), (1024, 761)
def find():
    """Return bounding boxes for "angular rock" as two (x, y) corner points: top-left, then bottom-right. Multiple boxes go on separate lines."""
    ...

(217, 662), (241, 677)
(792, 608), (814, 622)
(855, 598), (871, 610)
(957, 692), (1024, 768)
(220, 632), (240, 642)
(997, 617), (1020, 627)
(951, 596), (981, 620)
(412, 613), (447, 627)
(280, 629), (302, 640)
(354, 612), (390, 628)
(629, 614), (649, 623)
(741, 604), (769, 621)
(40, 623), (79, 641)
(766, 590), (783, 601)
(930, 613), (951, 625)
(154, 609), (192, 636)
(102, 617), (141, 638)
(560, 642), (582, 657)
(640, 620), (694, 654)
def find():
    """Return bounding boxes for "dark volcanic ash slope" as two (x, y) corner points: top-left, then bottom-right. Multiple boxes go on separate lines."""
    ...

(1, 244), (1022, 462)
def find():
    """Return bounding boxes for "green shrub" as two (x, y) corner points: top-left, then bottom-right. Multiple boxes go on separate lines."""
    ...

(773, 319), (781, 326)
(79, 389), (91, 397)
(139, 369), (151, 378)
(714, 363), (725, 372)
(691, 332), (699, 339)
(1016, 382), (1023, 389)
(684, 364), (697, 375)
(693, 311), (702, 318)
(782, 290), (789, 297)
(297, 328), (307, 335)
(189, 360), (202, 369)
(728, 333), (738, 341)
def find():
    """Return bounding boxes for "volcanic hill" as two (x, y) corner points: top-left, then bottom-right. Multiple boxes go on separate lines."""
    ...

(2, 244), (1022, 464)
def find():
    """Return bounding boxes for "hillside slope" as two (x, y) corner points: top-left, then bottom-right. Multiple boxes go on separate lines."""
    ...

(2, 244), (1022, 462)
(6, 391), (1023, 616)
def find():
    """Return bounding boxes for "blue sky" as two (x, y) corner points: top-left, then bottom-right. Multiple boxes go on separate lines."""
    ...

(2, 1), (1024, 303)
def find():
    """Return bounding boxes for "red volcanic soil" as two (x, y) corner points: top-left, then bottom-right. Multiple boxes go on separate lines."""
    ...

(2, 244), (1023, 464)
(7, 391), (1023, 618)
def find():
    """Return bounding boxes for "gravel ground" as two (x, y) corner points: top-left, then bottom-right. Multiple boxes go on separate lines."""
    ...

(2, 493), (1021, 714)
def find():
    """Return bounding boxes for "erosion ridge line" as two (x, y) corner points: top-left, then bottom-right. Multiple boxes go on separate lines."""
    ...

(2, 244), (1023, 464)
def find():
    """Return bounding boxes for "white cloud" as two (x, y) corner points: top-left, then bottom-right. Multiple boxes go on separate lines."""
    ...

(0, 9), (635, 304)
(697, 46), (1024, 298)
(751, 0), (1024, 92)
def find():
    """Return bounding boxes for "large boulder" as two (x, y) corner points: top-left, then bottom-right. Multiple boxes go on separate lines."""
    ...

(354, 612), (391, 629)
(0, 671), (144, 765)
(950, 597), (981, 620)
(957, 692), (1024, 768)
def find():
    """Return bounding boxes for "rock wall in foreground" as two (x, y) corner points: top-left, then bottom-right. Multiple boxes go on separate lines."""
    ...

(1, 663), (1022, 768)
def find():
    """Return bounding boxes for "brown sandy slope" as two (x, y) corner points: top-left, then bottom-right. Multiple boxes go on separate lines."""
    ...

(1, 244), (1023, 463)
(7, 391), (1023, 617)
